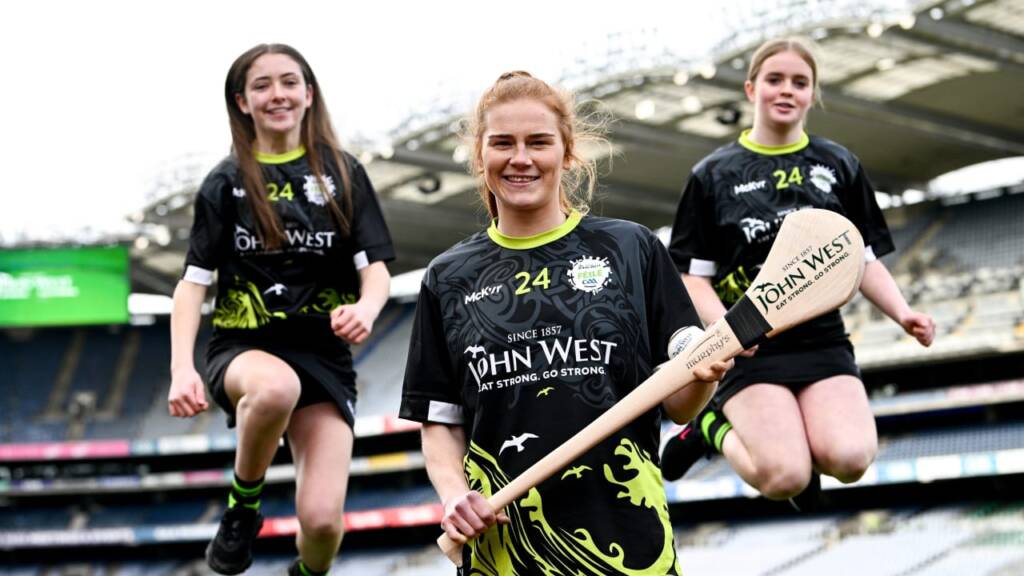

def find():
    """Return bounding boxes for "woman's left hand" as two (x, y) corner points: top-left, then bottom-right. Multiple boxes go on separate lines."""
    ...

(693, 359), (733, 383)
(900, 311), (935, 347)
(331, 301), (378, 344)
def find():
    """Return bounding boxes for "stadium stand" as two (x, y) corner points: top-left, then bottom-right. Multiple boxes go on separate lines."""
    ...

(2, 189), (1023, 575)
(4, 0), (1024, 571)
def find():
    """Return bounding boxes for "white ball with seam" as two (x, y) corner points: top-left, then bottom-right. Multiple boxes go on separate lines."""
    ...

(667, 326), (704, 359)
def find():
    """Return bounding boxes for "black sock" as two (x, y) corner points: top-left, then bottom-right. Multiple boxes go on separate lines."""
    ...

(228, 472), (264, 511)
(698, 410), (733, 453)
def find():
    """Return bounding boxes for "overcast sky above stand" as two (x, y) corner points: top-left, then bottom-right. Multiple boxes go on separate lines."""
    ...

(1, 0), (1019, 243)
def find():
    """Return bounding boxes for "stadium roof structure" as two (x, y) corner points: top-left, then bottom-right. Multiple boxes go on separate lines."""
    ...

(132, 0), (1024, 295)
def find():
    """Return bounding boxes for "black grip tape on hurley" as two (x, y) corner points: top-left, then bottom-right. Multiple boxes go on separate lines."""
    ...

(724, 295), (773, 350)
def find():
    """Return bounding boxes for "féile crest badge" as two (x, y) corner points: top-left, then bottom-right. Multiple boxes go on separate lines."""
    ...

(303, 174), (336, 206)
(809, 164), (837, 193)
(567, 256), (612, 294)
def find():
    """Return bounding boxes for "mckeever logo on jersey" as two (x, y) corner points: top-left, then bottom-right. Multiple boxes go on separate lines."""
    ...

(734, 179), (767, 195)
(464, 284), (503, 306)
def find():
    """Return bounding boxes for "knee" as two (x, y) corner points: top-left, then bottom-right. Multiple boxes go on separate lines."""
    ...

(298, 508), (344, 544)
(237, 378), (300, 420)
(755, 465), (811, 500)
(819, 444), (877, 483)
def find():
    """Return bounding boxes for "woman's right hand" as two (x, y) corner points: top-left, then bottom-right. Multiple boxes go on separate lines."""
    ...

(440, 490), (510, 544)
(168, 367), (209, 418)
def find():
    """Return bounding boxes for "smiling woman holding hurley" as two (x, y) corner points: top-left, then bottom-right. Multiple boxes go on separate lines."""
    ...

(400, 71), (730, 574)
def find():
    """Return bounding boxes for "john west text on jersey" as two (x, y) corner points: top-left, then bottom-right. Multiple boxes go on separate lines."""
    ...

(465, 334), (619, 392)
(234, 226), (337, 253)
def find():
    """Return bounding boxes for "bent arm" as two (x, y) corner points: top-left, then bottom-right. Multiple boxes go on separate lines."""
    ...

(682, 274), (728, 325)
(422, 423), (471, 505)
(331, 261), (391, 344)
(422, 422), (503, 547)
(859, 259), (935, 346)
(661, 375), (719, 424)
(357, 260), (391, 314)
(170, 280), (207, 374)
(168, 280), (209, 417)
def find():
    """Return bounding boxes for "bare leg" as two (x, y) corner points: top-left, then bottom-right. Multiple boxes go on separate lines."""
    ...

(720, 384), (813, 499)
(288, 402), (354, 572)
(798, 375), (877, 483)
(224, 351), (301, 481)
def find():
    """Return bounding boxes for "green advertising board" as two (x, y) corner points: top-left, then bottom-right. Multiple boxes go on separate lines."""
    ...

(0, 246), (130, 327)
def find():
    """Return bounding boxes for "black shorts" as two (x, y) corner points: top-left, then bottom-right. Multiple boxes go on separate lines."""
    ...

(708, 340), (861, 411)
(205, 341), (357, 430)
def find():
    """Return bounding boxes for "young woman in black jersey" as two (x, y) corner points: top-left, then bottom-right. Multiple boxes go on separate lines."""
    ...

(167, 44), (394, 576)
(662, 37), (935, 509)
(400, 71), (731, 574)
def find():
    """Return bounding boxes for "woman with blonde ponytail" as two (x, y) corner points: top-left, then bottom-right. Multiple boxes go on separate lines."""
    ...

(400, 71), (729, 574)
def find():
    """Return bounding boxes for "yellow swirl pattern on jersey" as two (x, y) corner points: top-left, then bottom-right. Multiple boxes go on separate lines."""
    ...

(714, 265), (752, 306)
(464, 439), (680, 575)
(212, 277), (286, 329)
(299, 288), (357, 315)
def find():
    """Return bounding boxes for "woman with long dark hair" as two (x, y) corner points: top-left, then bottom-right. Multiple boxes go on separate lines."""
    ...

(167, 43), (394, 576)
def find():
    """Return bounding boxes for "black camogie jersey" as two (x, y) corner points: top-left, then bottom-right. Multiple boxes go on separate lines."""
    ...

(183, 147), (394, 350)
(670, 130), (893, 351)
(401, 213), (700, 575)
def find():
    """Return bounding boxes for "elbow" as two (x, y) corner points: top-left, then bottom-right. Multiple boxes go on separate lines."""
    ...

(663, 381), (717, 424)
(664, 404), (702, 425)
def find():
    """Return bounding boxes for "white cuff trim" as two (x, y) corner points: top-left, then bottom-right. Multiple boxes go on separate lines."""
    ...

(427, 400), (464, 425)
(689, 258), (718, 277)
(353, 250), (369, 271)
(183, 265), (214, 286)
(865, 246), (877, 262)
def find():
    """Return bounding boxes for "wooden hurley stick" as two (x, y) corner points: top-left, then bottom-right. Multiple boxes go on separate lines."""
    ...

(438, 208), (866, 566)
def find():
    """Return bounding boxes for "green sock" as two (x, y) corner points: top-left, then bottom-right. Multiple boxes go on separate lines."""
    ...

(228, 472), (264, 510)
(298, 561), (329, 576)
(699, 410), (733, 453)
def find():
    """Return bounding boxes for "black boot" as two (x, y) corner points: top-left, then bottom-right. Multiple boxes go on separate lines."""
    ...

(660, 421), (711, 481)
(205, 506), (264, 575)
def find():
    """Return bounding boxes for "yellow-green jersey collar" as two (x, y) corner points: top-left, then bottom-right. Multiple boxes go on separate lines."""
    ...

(488, 210), (583, 250)
(255, 146), (307, 165)
(738, 129), (809, 155)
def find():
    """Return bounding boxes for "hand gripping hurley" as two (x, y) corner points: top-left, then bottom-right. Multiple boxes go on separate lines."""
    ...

(438, 208), (865, 565)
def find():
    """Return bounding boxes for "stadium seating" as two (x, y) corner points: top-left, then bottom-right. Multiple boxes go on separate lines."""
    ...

(928, 193), (1024, 272)
(675, 502), (1024, 576)
(0, 505), (72, 530)
(1, 192), (1022, 575)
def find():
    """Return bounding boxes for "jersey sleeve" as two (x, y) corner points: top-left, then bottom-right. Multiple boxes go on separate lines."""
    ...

(840, 160), (895, 260)
(646, 231), (704, 365)
(399, 273), (464, 425)
(669, 172), (720, 277)
(348, 158), (396, 270)
(182, 174), (231, 286)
